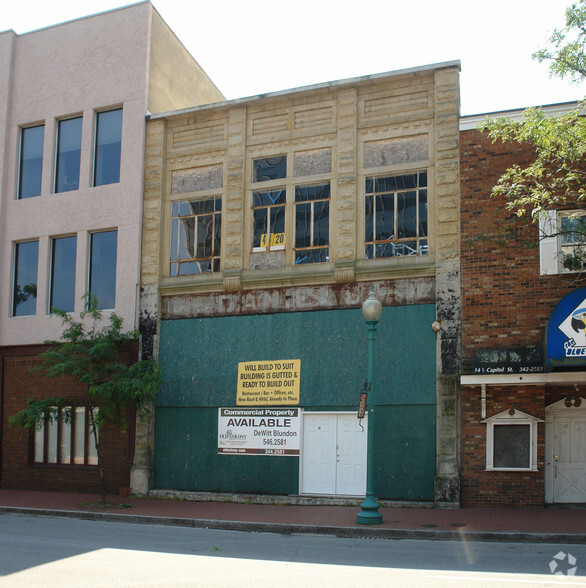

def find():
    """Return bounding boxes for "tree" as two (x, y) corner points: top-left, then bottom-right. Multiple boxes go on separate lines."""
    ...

(9, 295), (162, 502)
(481, 1), (586, 267)
(533, 1), (586, 83)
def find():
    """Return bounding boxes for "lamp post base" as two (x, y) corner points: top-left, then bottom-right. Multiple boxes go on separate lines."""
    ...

(356, 496), (383, 525)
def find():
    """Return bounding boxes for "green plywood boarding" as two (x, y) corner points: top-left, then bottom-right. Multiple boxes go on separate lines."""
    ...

(153, 404), (435, 499)
(157, 305), (436, 408)
(153, 305), (437, 499)
(153, 407), (298, 494)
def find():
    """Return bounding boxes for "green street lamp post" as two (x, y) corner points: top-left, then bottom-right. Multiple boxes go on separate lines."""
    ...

(357, 287), (383, 525)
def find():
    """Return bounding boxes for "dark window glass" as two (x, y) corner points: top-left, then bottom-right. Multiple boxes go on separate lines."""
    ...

(253, 156), (287, 182)
(252, 207), (268, 248)
(170, 198), (221, 275)
(50, 236), (77, 312)
(89, 231), (117, 309)
(295, 248), (329, 265)
(294, 183), (330, 264)
(365, 171), (427, 259)
(19, 125), (44, 199)
(493, 424), (530, 468)
(13, 241), (38, 316)
(252, 189), (286, 250)
(94, 109), (122, 187)
(55, 117), (82, 193)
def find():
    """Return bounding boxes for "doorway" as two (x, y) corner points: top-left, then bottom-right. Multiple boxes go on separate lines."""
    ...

(546, 398), (586, 503)
(301, 412), (367, 496)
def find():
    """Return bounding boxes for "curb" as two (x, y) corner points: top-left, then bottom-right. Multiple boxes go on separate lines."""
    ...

(2, 506), (586, 544)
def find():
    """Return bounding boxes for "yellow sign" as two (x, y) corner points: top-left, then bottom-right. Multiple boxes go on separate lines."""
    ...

(259, 233), (285, 249)
(237, 360), (300, 406)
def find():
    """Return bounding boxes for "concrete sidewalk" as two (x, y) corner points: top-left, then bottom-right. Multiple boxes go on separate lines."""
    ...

(1, 489), (585, 544)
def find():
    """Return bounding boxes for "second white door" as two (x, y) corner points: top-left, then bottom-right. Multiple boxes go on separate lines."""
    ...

(301, 413), (367, 496)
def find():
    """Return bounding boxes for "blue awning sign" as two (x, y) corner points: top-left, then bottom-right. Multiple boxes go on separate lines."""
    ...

(547, 287), (586, 366)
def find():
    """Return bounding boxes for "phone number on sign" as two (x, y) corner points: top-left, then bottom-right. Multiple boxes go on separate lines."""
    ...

(263, 438), (287, 446)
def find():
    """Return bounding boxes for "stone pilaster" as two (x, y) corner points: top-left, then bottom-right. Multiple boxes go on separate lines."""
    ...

(335, 88), (358, 281)
(131, 118), (166, 495)
(222, 106), (246, 290)
(433, 67), (461, 505)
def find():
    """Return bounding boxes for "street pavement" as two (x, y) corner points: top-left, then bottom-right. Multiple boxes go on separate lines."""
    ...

(1, 488), (585, 544)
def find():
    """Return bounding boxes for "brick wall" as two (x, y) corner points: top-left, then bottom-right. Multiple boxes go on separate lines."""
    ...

(460, 127), (586, 507)
(0, 345), (137, 494)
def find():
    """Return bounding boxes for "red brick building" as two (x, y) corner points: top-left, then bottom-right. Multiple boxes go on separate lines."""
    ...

(0, 345), (137, 494)
(460, 103), (586, 507)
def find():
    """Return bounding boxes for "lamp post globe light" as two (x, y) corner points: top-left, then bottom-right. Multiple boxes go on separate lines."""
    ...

(357, 286), (383, 525)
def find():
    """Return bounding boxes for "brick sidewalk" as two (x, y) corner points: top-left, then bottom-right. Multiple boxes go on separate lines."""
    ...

(1, 489), (586, 542)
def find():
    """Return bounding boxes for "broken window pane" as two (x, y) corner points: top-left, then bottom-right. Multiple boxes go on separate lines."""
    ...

(365, 171), (427, 259)
(253, 156), (287, 182)
(252, 189), (286, 251)
(170, 197), (221, 275)
(294, 183), (330, 264)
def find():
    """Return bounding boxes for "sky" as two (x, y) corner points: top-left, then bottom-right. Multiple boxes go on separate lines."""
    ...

(3, 0), (586, 116)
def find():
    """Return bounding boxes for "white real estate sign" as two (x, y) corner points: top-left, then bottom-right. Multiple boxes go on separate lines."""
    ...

(218, 408), (300, 455)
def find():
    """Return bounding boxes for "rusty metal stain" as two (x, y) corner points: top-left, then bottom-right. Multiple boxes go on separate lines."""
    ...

(162, 277), (435, 320)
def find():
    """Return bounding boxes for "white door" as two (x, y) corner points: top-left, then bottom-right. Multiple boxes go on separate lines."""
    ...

(552, 417), (586, 503)
(301, 413), (367, 496)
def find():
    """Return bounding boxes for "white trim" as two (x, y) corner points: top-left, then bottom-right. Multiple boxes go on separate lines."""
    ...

(483, 409), (542, 472)
(459, 101), (581, 131)
(461, 372), (586, 387)
(545, 398), (586, 503)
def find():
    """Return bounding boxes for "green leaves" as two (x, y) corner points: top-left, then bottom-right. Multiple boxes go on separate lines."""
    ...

(481, 105), (586, 220)
(8, 398), (71, 431)
(10, 294), (162, 499)
(533, 1), (586, 83)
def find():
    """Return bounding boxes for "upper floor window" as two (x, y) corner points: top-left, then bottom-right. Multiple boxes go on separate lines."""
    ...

(294, 183), (330, 264)
(364, 171), (427, 259)
(89, 230), (117, 309)
(251, 154), (331, 265)
(170, 198), (222, 275)
(252, 188), (286, 251)
(55, 117), (82, 193)
(18, 125), (44, 199)
(539, 210), (586, 274)
(50, 235), (77, 312)
(94, 109), (122, 187)
(12, 240), (38, 316)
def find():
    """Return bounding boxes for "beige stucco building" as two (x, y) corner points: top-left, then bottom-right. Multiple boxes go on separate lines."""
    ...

(0, 2), (224, 493)
(139, 62), (461, 504)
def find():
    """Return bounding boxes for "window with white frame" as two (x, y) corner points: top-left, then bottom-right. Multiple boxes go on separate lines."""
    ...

(364, 171), (428, 259)
(483, 409), (542, 471)
(539, 210), (586, 274)
(251, 152), (331, 264)
(34, 406), (98, 466)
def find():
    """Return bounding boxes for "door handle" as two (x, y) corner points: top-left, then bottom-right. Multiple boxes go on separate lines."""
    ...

(554, 454), (558, 478)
